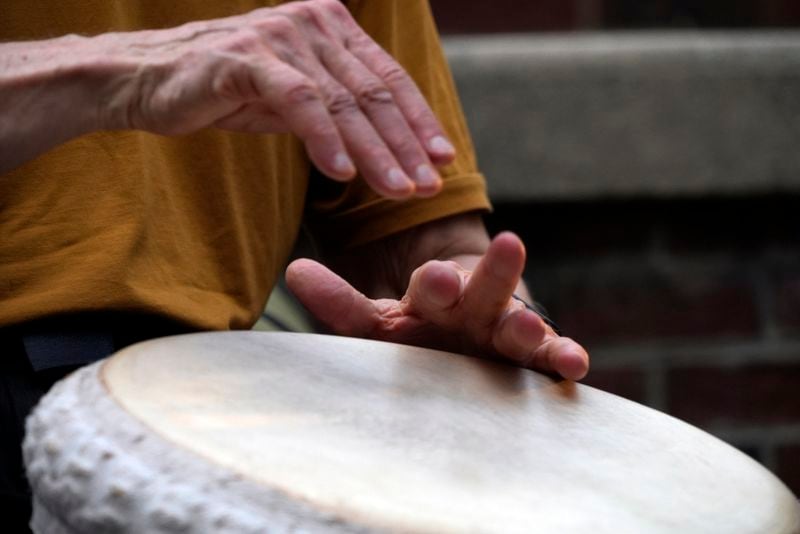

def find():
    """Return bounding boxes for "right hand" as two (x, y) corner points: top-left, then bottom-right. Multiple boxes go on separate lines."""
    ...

(286, 231), (590, 381)
(101, 0), (455, 198)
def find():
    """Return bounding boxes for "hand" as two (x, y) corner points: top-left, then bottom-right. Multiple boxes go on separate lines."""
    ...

(99, 0), (453, 198)
(285, 232), (590, 380)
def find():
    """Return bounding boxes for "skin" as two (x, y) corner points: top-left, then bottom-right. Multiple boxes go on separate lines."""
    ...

(1, 0), (590, 379)
(287, 214), (589, 381)
(0, 0), (452, 197)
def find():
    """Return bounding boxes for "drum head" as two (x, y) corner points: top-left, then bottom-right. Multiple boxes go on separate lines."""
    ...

(28, 332), (800, 533)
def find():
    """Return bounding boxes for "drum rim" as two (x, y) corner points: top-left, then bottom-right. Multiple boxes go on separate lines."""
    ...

(24, 358), (374, 533)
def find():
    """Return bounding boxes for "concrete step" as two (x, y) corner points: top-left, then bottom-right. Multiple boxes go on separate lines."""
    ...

(444, 32), (800, 201)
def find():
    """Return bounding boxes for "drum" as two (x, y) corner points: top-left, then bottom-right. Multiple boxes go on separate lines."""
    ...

(24, 332), (800, 533)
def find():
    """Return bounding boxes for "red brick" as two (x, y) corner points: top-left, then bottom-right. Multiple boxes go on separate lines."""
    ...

(602, 0), (800, 27)
(776, 445), (800, 497)
(431, 0), (800, 34)
(550, 272), (759, 345)
(489, 198), (798, 261)
(662, 198), (794, 256)
(430, 0), (583, 34)
(582, 368), (647, 404)
(774, 275), (800, 334)
(487, 202), (652, 260)
(668, 364), (800, 426)
(602, 0), (673, 27)
(758, 0), (800, 26)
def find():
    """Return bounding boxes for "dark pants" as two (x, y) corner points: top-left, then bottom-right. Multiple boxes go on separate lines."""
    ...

(0, 348), (76, 532)
(0, 314), (192, 532)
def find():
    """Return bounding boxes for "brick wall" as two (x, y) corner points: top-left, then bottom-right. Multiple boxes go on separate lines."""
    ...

(431, 0), (800, 34)
(485, 195), (800, 494)
(430, 0), (603, 33)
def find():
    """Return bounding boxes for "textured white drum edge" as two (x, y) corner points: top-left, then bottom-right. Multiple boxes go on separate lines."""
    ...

(23, 360), (370, 534)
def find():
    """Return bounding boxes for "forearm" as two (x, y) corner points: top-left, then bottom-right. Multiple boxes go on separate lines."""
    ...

(0, 23), (220, 174)
(0, 35), (113, 173)
(0, 18), (246, 176)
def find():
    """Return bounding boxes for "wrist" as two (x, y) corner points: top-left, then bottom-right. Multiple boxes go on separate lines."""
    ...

(72, 32), (144, 132)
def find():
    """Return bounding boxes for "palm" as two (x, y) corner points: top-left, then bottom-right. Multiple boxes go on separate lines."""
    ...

(285, 233), (589, 381)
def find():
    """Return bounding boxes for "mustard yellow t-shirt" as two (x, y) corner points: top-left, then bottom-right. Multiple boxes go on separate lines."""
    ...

(0, 0), (490, 331)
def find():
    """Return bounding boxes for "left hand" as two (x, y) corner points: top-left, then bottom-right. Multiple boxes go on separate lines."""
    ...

(285, 232), (589, 381)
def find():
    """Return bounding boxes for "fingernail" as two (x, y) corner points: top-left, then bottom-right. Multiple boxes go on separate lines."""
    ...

(387, 167), (413, 192)
(415, 164), (441, 188)
(333, 152), (355, 175)
(429, 135), (455, 155)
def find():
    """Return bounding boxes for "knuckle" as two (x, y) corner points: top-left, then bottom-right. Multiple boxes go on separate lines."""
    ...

(282, 1), (314, 24)
(344, 31), (373, 52)
(356, 83), (394, 107)
(225, 28), (263, 53)
(326, 91), (359, 116)
(283, 82), (321, 106)
(291, 0), (314, 14)
(377, 63), (409, 86)
(316, 0), (348, 16)
(259, 14), (298, 42)
(281, 1), (339, 44)
(247, 6), (272, 19)
(284, 0), (338, 27)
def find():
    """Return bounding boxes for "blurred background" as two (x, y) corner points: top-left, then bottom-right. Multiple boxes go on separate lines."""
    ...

(432, 0), (800, 494)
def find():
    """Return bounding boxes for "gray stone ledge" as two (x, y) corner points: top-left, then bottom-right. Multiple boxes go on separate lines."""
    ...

(444, 32), (800, 201)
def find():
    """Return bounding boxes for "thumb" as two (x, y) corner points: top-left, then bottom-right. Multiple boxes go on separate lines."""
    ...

(284, 258), (379, 337)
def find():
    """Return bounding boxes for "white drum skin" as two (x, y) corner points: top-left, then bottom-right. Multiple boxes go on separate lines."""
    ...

(23, 332), (800, 533)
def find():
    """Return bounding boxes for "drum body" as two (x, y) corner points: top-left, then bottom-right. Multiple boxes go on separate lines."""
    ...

(24, 332), (800, 533)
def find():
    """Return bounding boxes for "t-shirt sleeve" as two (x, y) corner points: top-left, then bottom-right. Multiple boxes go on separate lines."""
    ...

(304, 0), (491, 251)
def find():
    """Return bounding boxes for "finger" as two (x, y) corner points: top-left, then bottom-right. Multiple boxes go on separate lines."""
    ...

(321, 83), (417, 198)
(285, 258), (381, 337)
(491, 305), (548, 359)
(403, 260), (466, 326)
(280, 0), (449, 166)
(341, 26), (457, 166)
(320, 44), (442, 197)
(522, 336), (590, 382)
(265, 3), (416, 198)
(252, 60), (356, 181)
(494, 307), (590, 380)
(459, 232), (526, 335)
(276, 44), (417, 198)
